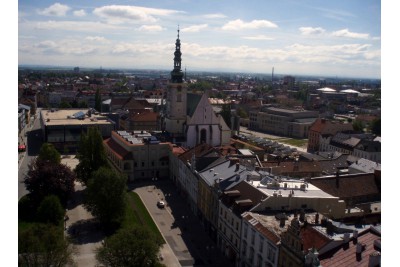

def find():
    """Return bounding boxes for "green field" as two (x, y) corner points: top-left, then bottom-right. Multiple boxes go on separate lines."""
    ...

(122, 191), (165, 244)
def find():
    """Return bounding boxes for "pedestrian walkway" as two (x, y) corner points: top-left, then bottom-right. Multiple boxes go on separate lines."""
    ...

(62, 157), (104, 267)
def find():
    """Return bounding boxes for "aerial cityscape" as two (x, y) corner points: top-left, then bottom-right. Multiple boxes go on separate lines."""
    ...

(16, 1), (383, 267)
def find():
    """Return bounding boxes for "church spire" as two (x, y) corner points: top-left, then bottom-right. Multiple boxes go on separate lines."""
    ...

(171, 26), (183, 83)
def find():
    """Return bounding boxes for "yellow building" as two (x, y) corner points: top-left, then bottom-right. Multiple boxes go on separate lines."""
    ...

(104, 130), (172, 182)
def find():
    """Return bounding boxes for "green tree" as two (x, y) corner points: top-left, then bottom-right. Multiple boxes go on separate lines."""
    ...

(19, 223), (75, 267)
(95, 88), (102, 112)
(37, 143), (61, 164)
(37, 195), (65, 225)
(96, 226), (164, 267)
(59, 101), (72, 108)
(75, 127), (108, 185)
(84, 167), (127, 229)
(24, 160), (76, 206)
(370, 118), (381, 136)
(352, 120), (364, 132)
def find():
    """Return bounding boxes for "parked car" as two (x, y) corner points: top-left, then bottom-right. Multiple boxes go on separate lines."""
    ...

(157, 201), (165, 208)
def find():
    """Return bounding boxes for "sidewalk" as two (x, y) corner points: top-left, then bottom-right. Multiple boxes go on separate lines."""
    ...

(62, 157), (104, 267)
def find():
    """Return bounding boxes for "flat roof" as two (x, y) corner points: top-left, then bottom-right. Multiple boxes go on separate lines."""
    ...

(41, 109), (114, 126)
(250, 179), (335, 198)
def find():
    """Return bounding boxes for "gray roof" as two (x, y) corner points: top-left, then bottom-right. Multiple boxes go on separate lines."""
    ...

(199, 159), (250, 190)
(186, 93), (202, 117)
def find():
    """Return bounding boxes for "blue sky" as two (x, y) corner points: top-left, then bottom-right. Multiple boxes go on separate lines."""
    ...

(17, 0), (382, 78)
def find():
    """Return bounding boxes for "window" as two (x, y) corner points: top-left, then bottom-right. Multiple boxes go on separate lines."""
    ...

(259, 236), (264, 252)
(242, 241), (247, 256)
(244, 223), (248, 238)
(257, 254), (262, 267)
(251, 230), (256, 245)
(142, 162), (145, 167)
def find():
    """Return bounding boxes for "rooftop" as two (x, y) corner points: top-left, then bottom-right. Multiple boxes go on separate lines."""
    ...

(250, 177), (335, 199)
(41, 109), (113, 126)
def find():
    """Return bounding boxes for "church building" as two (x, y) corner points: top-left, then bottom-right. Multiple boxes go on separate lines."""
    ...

(164, 28), (231, 148)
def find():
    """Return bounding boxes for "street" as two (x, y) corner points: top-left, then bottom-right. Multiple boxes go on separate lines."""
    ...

(18, 109), (43, 200)
(132, 180), (234, 267)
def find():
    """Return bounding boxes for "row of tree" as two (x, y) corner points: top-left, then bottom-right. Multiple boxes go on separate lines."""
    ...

(74, 127), (165, 266)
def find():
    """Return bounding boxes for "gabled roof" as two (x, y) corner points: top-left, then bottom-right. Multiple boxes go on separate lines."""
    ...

(104, 138), (132, 160)
(186, 93), (202, 117)
(129, 110), (158, 122)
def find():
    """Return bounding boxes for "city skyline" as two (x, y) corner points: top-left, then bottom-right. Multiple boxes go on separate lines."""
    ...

(18, 0), (382, 79)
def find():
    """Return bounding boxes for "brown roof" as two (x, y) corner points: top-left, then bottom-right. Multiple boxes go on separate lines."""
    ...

(319, 228), (381, 267)
(261, 161), (322, 176)
(123, 98), (152, 110)
(104, 138), (131, 160)
(130, 111), (159, 122)
(310, 173), (380, 199)
(300, 225), (331, 252)
(178, 143), (214, 162)
(309, 118), (353, 135)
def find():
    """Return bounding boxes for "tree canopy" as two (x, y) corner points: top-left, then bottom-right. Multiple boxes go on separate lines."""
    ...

(19, 223), (75, 267)
(37, 143), (61, 164)
(24, 159), (76, 206)
(370, 118), (381, 136)
(75, 127), (108, 185)
(96, 225), (164, 267)
(84, 167), (127, 229)
(36, 195), (65, 225)
(352, 120), (364, 132)
(220, 104), (232, 128)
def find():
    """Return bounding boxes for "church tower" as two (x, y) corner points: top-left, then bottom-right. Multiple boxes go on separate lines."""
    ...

(164, 27), (187, 137)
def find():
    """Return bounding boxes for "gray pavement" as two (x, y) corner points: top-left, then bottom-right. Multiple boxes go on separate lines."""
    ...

(62, 157), (104, 267)
(132, 180), (234, 267)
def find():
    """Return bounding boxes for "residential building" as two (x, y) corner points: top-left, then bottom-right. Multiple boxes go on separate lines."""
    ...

(197, 157), (258, 241)
(104, 130), (171, 182)
(307, 118), (353, 153)
(218, 181), (266, 266)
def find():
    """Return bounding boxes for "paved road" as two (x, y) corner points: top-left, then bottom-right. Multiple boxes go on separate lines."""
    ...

(132, 180), (234, 267)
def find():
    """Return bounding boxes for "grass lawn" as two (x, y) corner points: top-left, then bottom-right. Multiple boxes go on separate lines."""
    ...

(276, 138), (308, 148)
(122, 191), (165, 244)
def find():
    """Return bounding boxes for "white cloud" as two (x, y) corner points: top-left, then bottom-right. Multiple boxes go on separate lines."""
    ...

(34, 20), (125, 32)
(85, 36), (108, 43)
(299, 27), (325, 35)
(38, 3), (70, 17)
(181, 24), (208, 33)
(222, 19), (278, 31)
(332, 29), (369, 39)
(203, 13), (226, 19)
(93, 5), (183, 24)
(242, 35), (274, 40)
(138, 25), (164, 32)
(73, 9), (86, 17)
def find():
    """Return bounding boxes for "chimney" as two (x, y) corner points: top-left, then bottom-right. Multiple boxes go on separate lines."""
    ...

(299, 209), (305, 222)
(368, 251), (381, 267)
(315, 213), (320, 224)
(356, 242), (363, 261)
(343, 233), (350, 243)
(235, 162), (240, 171)
(280, 217), (285, 227)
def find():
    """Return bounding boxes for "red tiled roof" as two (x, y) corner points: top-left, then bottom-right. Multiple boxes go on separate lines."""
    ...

(319, 229), (380, 267)
(300, 226), (331, 252)
(104, 138), (131, 160)
(178, 143), (213, 162)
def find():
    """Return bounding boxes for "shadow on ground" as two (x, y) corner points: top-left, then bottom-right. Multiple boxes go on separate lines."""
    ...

(67, 218), (105, 245)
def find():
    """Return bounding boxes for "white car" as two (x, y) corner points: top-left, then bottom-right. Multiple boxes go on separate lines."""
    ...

(157, 201), (165, 208)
